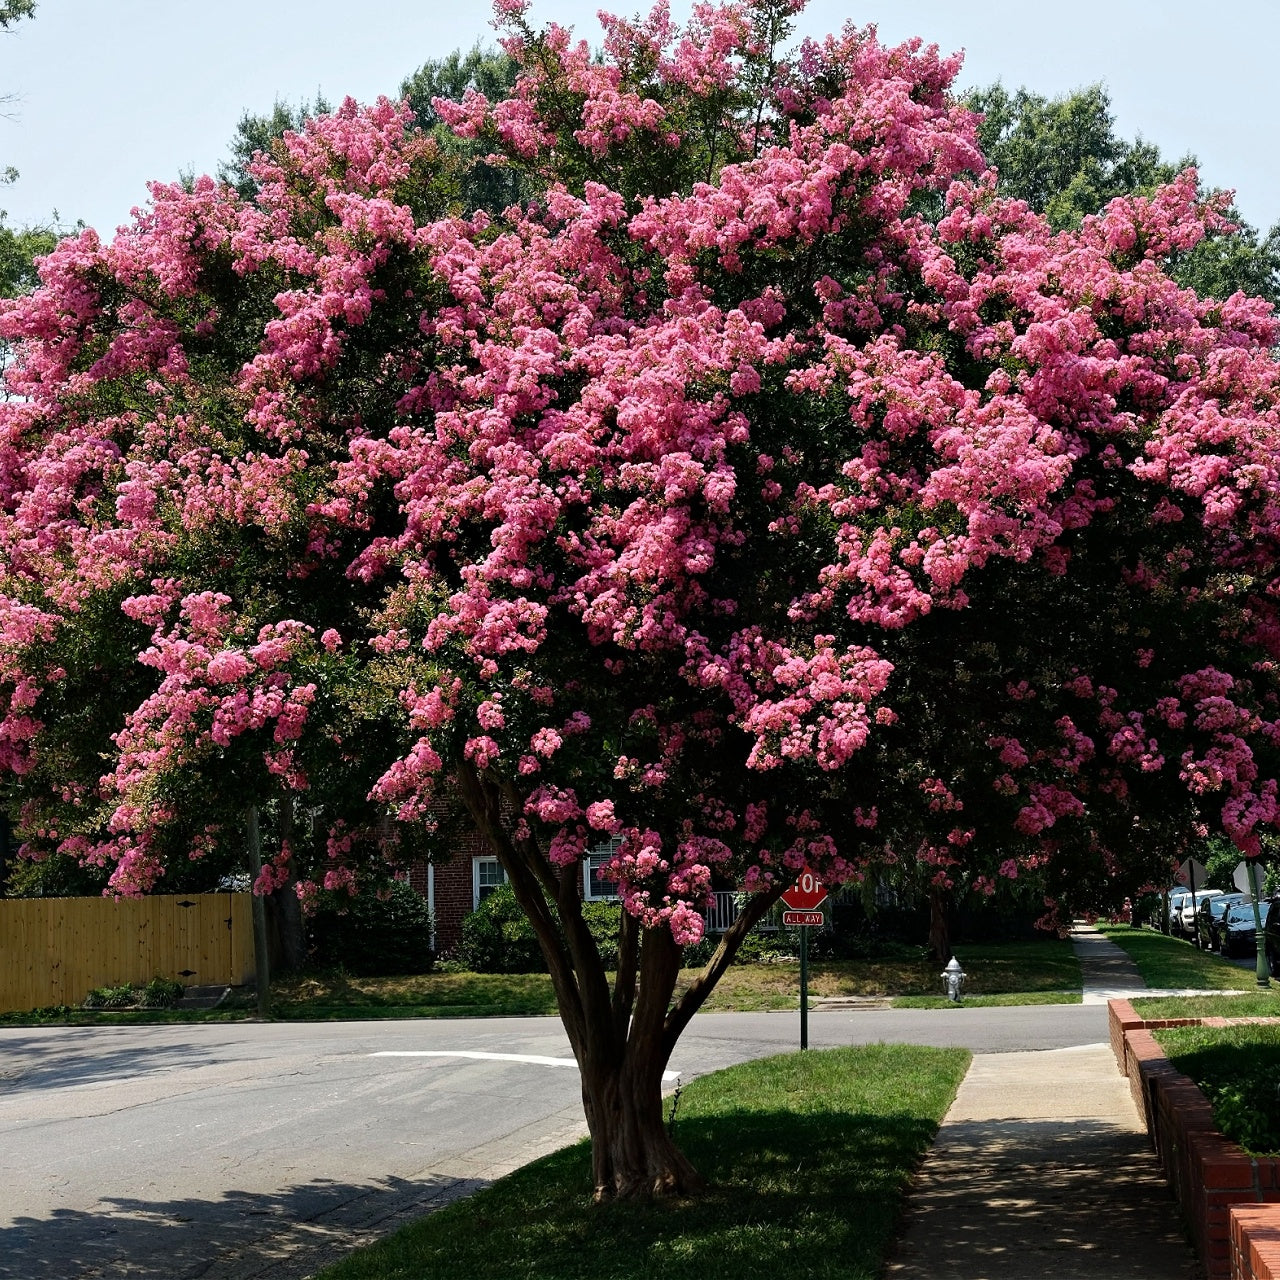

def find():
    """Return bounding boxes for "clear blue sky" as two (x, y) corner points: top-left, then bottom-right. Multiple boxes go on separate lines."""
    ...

(2, 1), (1276, 238)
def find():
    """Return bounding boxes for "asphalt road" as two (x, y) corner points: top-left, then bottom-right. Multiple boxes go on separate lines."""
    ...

(0, 1004), (1110, 1279)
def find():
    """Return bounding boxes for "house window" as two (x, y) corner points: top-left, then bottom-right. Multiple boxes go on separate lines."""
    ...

(473, 856), (508, 909)
(583, 837), (624, 902)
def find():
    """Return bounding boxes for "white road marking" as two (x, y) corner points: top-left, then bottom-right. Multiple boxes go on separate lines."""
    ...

(370, 1050), (679, 1081)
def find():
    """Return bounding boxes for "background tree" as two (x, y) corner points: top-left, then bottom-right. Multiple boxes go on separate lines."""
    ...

(218, 95), (332, 199)
(4, 0), (1280, 1200)
(0, 1), (34, 28)
(0, 1), (65, 305)
(967, 81), (1280, 308)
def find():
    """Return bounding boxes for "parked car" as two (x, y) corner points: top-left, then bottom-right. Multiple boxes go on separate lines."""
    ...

(1221, 900), (1269, 958)
(1178, 889), (1225, 939)
(1200, 892), (1249, 950)
(1164, 888), (1193, 933)
(1264, 898), (1280, 975)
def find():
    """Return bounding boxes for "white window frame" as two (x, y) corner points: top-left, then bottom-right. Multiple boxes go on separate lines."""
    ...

(473, 855), (508, 909)
(583, 836), (624, 902)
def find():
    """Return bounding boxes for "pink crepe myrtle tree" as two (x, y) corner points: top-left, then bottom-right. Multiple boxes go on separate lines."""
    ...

(4, 0), (1280, 1197)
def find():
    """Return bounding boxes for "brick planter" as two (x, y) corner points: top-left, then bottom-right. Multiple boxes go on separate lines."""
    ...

(1109, 999), (1280, 1279)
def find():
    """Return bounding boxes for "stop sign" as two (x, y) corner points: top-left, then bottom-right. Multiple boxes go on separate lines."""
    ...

(781, 869), (827, 911)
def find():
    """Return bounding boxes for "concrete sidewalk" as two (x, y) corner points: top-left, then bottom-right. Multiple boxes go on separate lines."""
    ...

(885, 1044), (1201, 1278)
(885, 928), (1204, 1278)
(1070, 921), (1242, 1003)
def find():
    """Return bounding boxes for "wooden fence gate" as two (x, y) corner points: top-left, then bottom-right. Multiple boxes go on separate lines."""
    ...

(0, 894), (255, 1013)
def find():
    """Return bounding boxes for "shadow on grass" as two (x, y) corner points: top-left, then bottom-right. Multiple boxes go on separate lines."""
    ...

(1, 1110), (938, 1280)
(1, 1172), (492, 1280)
(270, 971), (560, 1020)
(1156, 1023), (1280, 1153)
(324, 1108), (945, 1280)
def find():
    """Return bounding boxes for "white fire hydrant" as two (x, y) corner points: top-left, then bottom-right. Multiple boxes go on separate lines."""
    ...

(942, 955), (967, 1002)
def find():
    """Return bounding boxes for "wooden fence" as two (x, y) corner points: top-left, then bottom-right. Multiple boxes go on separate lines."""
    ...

(0, 893), (255, 1013)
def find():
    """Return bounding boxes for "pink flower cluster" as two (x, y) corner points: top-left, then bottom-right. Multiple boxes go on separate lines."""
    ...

(2, 0), (1280, 923)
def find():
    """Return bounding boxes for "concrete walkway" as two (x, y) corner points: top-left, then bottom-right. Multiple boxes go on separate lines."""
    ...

(885, 928), (1204, 1278)
(884, 1044), (1201, 1278)
(1071, 921), (1239, 1004)
(1072, 922), (1148, 1003)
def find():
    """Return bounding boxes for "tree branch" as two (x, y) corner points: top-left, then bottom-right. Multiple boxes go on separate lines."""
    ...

(611, 907), (639, 1038)
(454, 761), (588, 1049)
(662, 881), (788, 1056)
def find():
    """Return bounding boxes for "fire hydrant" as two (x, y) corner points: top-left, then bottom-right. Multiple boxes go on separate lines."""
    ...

(942, 956), (967, 1002)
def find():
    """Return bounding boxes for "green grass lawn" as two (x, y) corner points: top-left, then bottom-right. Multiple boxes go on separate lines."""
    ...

(1095, 924), (1256, 991)
(1132, 990), (1280, 1018)
(1155, 1022), (1280, 1155)
(269, 938), (1078, 1020)
(316, 1043), (970, 1280)
(0, 937), (1081, 1025)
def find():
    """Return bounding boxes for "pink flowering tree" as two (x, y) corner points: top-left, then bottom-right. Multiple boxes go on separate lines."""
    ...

(5, 0), (1280, 1198)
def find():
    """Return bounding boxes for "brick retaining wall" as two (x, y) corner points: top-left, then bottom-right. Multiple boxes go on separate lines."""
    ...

(1233, 1206), (1280, 1280)
(1109, 999), (1280, 1279)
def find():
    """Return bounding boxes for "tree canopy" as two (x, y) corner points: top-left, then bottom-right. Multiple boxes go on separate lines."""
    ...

(4, 0), (1280, 1196)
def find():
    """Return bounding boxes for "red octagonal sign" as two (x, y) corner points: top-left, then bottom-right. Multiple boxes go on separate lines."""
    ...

(781, 869), (827, 912)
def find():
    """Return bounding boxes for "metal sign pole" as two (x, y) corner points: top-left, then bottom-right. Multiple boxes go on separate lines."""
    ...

(1248, 866), (1270, 988)
(799, 925), (809, 1051)
(1190, 860), (1202, 950)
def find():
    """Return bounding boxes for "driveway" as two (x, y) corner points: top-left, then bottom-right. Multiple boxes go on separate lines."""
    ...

(0, 1004), (1109, 1279)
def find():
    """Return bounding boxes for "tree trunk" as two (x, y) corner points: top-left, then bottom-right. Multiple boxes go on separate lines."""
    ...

(451, 760), (788, 1202)
(580, 1046), (703, 1200)
(928, 886), (950, 963)
(267, 798), (307, 972)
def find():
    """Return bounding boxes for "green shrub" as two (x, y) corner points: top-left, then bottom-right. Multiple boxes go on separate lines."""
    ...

(457, 884), (545, 973)
(84, 982), (137, 1009)
(140, 977), (183, 1008)
(581, 898), (622, 962)
(456, 888), (623, 974)
(308, 880), (435, 976)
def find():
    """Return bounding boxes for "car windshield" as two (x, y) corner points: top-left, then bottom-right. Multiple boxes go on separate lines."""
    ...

(1228, 904), (1267, 923)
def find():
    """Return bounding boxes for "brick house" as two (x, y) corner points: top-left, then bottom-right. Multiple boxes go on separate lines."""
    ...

(407, 825), (624, 956)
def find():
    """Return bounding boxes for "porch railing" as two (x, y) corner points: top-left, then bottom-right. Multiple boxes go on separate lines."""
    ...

(701, 890), (782, 935)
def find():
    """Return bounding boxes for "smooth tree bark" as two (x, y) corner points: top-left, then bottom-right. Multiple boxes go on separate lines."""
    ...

(456, 759), (786, 1198)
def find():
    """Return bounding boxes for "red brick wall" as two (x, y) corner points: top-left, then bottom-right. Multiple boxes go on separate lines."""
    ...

(1111, 1001), (1280, 1279)
(401, 789), (500, 956)
(406, 832), (496, 955)
(1233, 1206), (1280, 1279)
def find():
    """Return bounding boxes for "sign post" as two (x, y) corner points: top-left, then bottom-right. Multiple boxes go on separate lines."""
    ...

(1177, 857), (1208, 949)
(781, 871), (828, 1050)
(1233, 860), (1270, 988)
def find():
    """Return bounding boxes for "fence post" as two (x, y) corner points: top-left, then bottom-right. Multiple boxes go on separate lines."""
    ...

(246, 806), (271, 1018)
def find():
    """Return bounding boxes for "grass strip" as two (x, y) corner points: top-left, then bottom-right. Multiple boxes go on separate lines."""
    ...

(1095, 925), (1255, 991)
(892, 991), (1080, 1009)
(1131, 991), (1277, 1018)
(1155, 1022), (1280, 1154)
(0, 938), (1080, 1025)
(317, 1043), (970, 1280)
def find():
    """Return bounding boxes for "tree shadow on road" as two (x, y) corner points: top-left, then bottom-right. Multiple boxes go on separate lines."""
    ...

(0, 1030), (231, 1093)
(1, 1170), (490, 1280)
